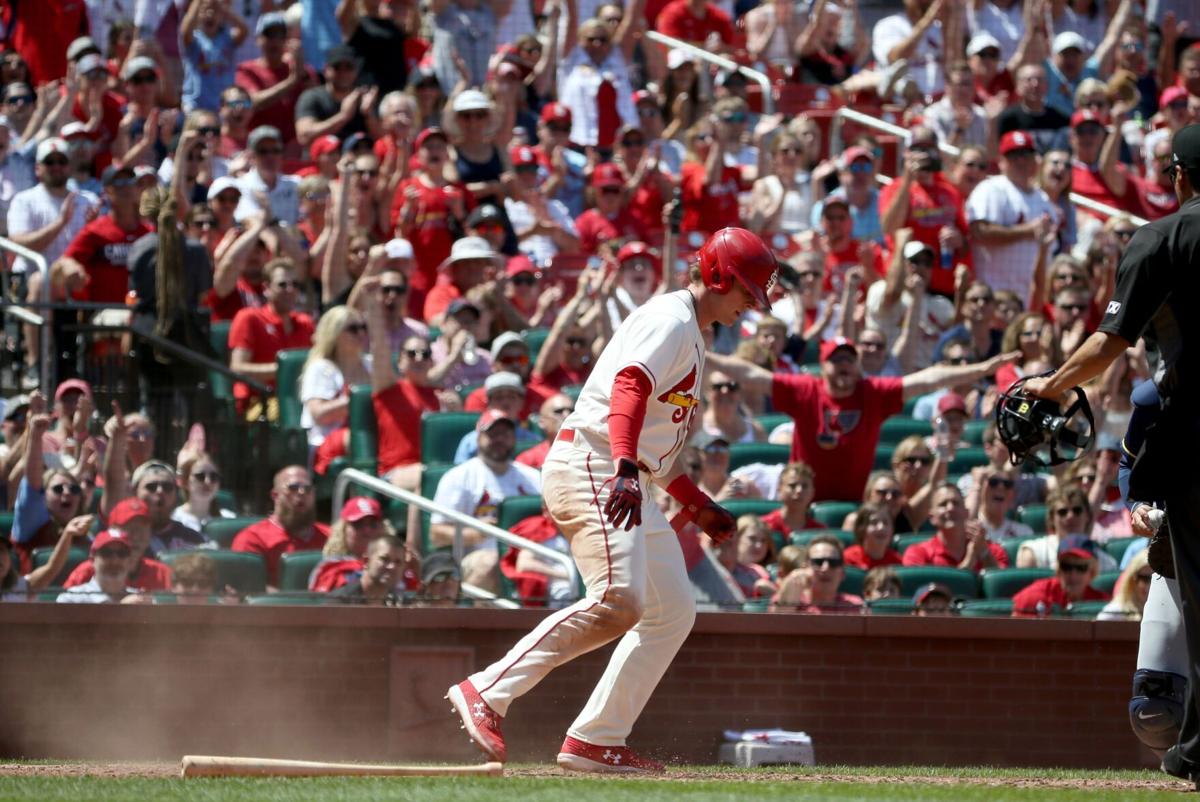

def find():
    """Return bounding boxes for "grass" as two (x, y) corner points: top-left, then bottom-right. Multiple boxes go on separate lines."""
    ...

(0, 764), (1185, 802)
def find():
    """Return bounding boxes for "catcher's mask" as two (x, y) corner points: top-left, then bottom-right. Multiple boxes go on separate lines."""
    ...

(995, 373), (1095, 467)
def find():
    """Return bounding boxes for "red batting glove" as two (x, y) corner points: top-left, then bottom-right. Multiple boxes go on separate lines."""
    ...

(603, 459), (643, 531)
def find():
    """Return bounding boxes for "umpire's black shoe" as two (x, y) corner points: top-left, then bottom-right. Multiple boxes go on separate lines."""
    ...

(1148, 524), (1175, 579)
(1161, 745), (1200, 788)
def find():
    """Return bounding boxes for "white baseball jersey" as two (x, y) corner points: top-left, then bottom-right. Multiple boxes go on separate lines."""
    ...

(564, 290), (705, 479)
(430, 458), (542, 553)
(967, 174), (1061, 304)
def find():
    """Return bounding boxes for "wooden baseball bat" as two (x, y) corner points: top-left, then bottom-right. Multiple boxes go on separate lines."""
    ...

(180, 755), (504, 779)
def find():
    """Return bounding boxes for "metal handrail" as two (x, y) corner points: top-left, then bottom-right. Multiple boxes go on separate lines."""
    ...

(831, 107), (1150, 227)
(0, 236), (49, 395)
(643, 31), (774, 115)
(333, 468), (581, 608)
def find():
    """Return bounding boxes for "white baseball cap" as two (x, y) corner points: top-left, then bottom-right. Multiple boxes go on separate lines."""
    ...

(452, 90), (492, 114)
(207, 175), (242, 201)
(489, 331), (527, 362)
(122, 56), (159, 80)
(667, 49), (695, 71)
(903, 240), (934, 261)
(384, 238), (414, 260)
(60, 121), (90, 139)
(36, 138), (69, 163)
(966, 33), (1002, 57)
(442, 236), (498, 268)
(77, 53), (108, 77)
(484, 371), (525, 396)
(1052, 32), (1088, 55)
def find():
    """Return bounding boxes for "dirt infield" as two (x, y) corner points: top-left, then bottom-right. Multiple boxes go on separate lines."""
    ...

(0, 762), (1184, 792)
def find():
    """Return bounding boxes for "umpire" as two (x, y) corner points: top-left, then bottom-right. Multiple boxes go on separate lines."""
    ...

(1022, 123), (1200, 786)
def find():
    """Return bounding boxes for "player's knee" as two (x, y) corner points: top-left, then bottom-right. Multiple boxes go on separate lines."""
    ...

(1130, 669), (1187, 751)
(594, 587), (644, 634)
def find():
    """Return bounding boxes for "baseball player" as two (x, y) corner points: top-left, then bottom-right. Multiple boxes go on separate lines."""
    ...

(446, 228), (778, 773)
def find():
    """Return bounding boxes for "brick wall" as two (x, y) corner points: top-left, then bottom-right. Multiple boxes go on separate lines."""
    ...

(0, 605), (1149, 768)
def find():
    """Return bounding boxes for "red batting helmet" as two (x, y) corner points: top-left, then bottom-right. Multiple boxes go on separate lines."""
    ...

(697, 228), (777, 309)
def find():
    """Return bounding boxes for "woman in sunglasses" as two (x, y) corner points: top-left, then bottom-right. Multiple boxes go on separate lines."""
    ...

(173, 452), (236, 532)
(1097, 551), (1153, 621)
(1016, 483), (1118, 571)
(300, 305), (372, 454)
(843, 470), (916, 534)
(966, 466), (1033, 543)
(747, 134), (819, 239)
(996, 311), (1053, 393)
(890, 435), (942, 533)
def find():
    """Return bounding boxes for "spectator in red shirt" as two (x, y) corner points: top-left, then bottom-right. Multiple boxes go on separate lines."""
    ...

(6, 0), (88, 86)
(1068, 110), (1138, 222)
(655, 0), (734, 51)
(680, 117), (745, 237)
(1012, 535), (1110, 617)
(760, 461), (822, 540)
(710, 338), (1018, 501)
(771, 534), (864, 614)
(516, 393), (576, 471)
(901, 484), (1009, 572)
(879, 127), (971, 297)
(574, 163), (645, 256)
(843, 502), (903, 570)
(422, 236), (499, 325)
(228, 259), (316, 410)
(815, 197), (885, 296)
(64, 498), (174, 592)
(52, 166), (151, 304)
(232, 465), (330, 588)
(463, 332), (550, 419)
(235, 13), (318, 157)
(310, 496), (398, 592)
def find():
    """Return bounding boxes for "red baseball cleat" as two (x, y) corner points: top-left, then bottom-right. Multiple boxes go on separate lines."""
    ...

(556, 735), (665, 774)
(446, 680), (507, 762)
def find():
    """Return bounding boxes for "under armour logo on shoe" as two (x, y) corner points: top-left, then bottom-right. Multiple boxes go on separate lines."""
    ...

(472, 702), (486, 719)
(603, 750), (622, 764)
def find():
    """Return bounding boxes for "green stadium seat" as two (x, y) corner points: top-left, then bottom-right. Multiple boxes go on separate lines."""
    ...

(800, 337), (821, 365)
(562, 384), (584, 401)
(892, 566), (979, 598)
(840, 566), (865, 596)
(245, 592), (329, 605)
(980, 567), (1054, 599)
(160, 549), (267, 594)
(879, 416), (933, 444)
(215, 489), (238, 514)
(721, 499), (783, 519)
(347, 384), (378, 473)
(37, 586), (67, 601)
(0, 511), (13, 537)
(728, 442), (789, 471)
(498, 495), (544, 531)
(274, 349), (310, 429)
(901, 396), (919, 416)
(809, 501), (858, 528)
(421, 412), (482, 465)
(868, 598), (914, 615)
(522, 327), (551, 362)
(962, 420), (988, 445)
(790, 529), (855, 548)
(208, 320), (233, 403)
(959, 599), (1013, 617)
(279, 551), (324, 591)
(202, 516), (260, 548)
(742, 599), (771, 612)
(755, 413), (791, 436)
(419, 463), (454, 553)
(895, 533), (929, 555)
(1105, 537), (1141, 563)
(948, 447), (990, 473)
(1064, 600), (1109, 619)
(456, 381), (484, 401)
(1002, 537), (1034, 566)
(874, 444), (896, 470)
(31, 546), (90, 586)
(1092, 571), (1122, 595)
(1017, 504), (1048, 531)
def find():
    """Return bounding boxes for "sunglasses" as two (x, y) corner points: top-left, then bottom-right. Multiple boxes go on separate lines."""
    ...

(720, 113), (747, 124)
(193, 470), (221, 483)
(637, 107), (658, 118)
(191, 218), (216, 228)
(810, 556), (844, 568)
(1059, 562), (1091, 574)
(977, 49), (1001, 59)
(585, 36), (610, 45)
(129, 72), (157, 84)
(986, 476), (1015, 489)
(848, 162), (872, 174)
(284, 482), (314, 494)
(5, 94), (34, 105)
(499, 353), (530, 365)
(215, 192), (240, 203)
(909, 255), (935, 268)
(129, 430), (153, 441)
(621, 139), (645, 148)
(458, 110), (489, 120)
(42, 157), (69, 167)
(355, 169), (379, 177)
(511, 275), (537, 286)
(565, 337), (587, 348)
(600, 186), (622, 195)
(712, 381), (740, 393)
(142, 480), (175, 493)
(873, 487), (902, 499)
(901, 455), (932, 467)
(197, 126), (220, 136)
(97, 548), (131, 559)
(274, 280), (301, 289)
(1057, 303), (1087, 312)
(255, 147), (283, 156)
(381, 284), (408, 295)
(1113, 229), (1136, 240)
(946, 356), (970, 365)
(405, 348), (433, 360)
(303, 192), (330, 202)
(962, 160), (987, 170)
(224, 98), (252, 110)
(49, 483), (83, 495)
(1019, 329), (1042, 339)
(1054, 505), (1086, 517)
(344, 322), (368, 334)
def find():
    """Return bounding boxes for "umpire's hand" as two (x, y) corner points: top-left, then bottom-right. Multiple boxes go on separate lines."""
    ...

(604, 459), (643, 531)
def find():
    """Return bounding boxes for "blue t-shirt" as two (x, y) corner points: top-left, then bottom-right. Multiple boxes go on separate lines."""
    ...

(1043, 56), (1100, 118)
(183, 28), (237, 112)
(301, 0), (341, 70)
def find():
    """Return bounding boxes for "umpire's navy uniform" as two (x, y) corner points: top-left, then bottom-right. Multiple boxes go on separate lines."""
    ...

(1099, 124), (1200, 779)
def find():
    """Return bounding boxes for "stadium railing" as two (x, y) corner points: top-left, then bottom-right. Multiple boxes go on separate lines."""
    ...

(643, 30), (774, 115)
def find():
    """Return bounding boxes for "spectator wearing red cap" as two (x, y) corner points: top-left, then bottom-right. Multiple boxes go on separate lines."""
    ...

(680, 117), (747, 237)
(64, 498), (174, 592)
(558, 12), (639, 149)
(607, 241), (661, 325)
(504, 257), (557, 327)
(295, 135), (341, 178)
(429, 409), (541, 592)
(709, 337), (1017, 501)
(56, 530), (141, 604)
(530, 103), (589, 218)
(925, 390), (971, 453)
(229, 259), (316, 412)
(574, 163), (646, 256)
(1012, 535), (1109, 617)
(456, 371), (544, 461)
(967, 130), (1061, 305)
(391, 127), (467, 317)
(232, 465), (330, 588)
(1068, 109), (1139, 221)
(504, 144), (579, 267)
(310, 496), (403, 592)
(902, 484), (1009, 572)
(235, 16), (318, 154)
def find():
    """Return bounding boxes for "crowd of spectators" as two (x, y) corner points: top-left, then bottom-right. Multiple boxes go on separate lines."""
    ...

(0, 0), (1189, 617)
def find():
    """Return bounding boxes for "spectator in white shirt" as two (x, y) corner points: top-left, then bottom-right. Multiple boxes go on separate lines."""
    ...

(924, 61), (991, 151)
(967, 0), (1024, 63)
(56, 530), (137, 604)
(967, 465), (1035, 543)
(966, 130), (1060, 304)
(865, 236), (956, 370)
(504, 144), (580, 268)
(872, 0), (948, 97)
(235, 125), (300, 225)
(557, 12), (639, 148)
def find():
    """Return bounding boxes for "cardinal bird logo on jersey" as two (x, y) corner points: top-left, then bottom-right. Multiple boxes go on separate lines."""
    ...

(657, 364), (699, 423)
(816, 409), (862, 449)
